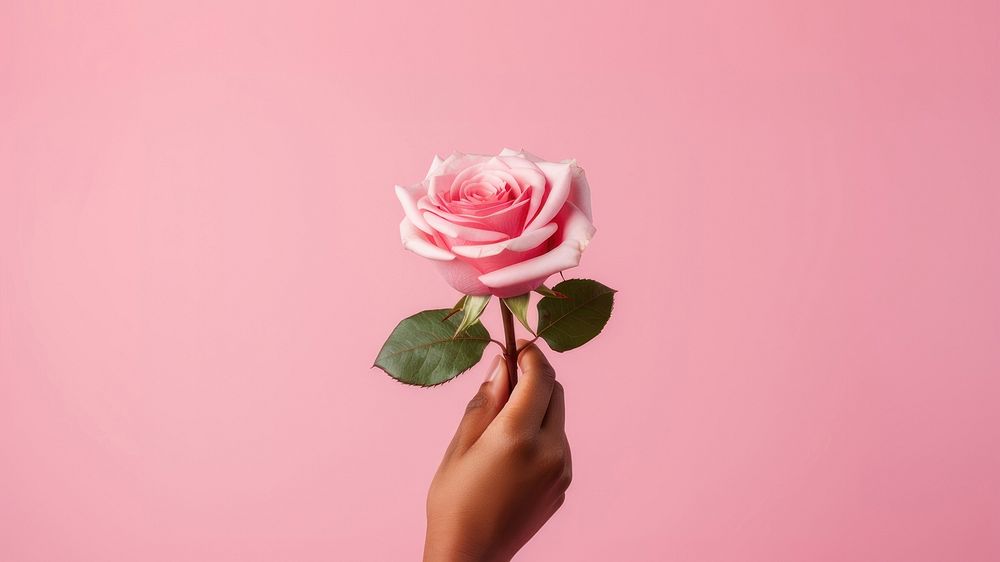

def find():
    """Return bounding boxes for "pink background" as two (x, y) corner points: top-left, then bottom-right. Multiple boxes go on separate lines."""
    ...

(2, 1), (999, 560)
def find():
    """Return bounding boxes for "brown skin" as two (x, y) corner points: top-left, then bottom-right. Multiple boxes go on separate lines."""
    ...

(424, 342), (572, 562)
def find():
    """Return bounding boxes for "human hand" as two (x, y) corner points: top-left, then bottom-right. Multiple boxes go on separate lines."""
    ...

(423, 342), (572, 562)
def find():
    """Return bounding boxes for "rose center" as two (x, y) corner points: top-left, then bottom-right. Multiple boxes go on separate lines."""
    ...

(456, 171), (517, 206)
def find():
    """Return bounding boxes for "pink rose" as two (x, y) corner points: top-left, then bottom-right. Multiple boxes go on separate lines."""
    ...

(395, 148), (596, 298)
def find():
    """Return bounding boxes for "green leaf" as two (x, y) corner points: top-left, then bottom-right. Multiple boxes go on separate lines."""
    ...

(536, 279), (616, 352)
(501, 294), (534, 334)
(534, 284), (567, 299)
(454, 295), (490, 337)
(374, 309), (491, 386)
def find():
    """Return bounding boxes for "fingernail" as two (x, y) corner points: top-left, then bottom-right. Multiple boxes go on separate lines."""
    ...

(485, 355), (502, 382)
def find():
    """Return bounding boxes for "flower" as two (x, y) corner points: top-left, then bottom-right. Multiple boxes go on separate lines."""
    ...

(395, 148), (595, 297)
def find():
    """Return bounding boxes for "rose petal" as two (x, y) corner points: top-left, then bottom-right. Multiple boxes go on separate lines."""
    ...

(421, 196), (512, 221)
(449, 164), (482, 198)
(504, 166), (546, 192)
(478, 240), (583, 290)
(460, 178), (501, 201)
(568, 166), (594, 221)
(400, 218), (455, 261)
(425, 154), (444, 179)
(498, 155), (540, 172)
(477, 201), (595, 290)
(435, 197), (531, 236)
(472, 198), (531, 235)
(448, 198), (514, 216)
(495, 164), (545, 229)
(557, 201), (597, 249)
(499, 148), (544, 162)
(427, 174), (456, 206)
(434, 259), (492, 295)
(451, 222), (558, 259)
(486, 156), (509, 168)
(395, 184), (433, 234)
(449, 162), (507, 200)
(422, 211), (509, 243)
(524, 161), (573, 232)
(486, 169), (524, 198)
(435, 152), (493, 176)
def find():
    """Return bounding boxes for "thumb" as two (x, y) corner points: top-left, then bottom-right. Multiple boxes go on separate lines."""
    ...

(446, 355), (510, 456)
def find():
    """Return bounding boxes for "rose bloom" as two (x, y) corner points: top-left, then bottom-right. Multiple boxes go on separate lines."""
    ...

(395, 148), (595, 298)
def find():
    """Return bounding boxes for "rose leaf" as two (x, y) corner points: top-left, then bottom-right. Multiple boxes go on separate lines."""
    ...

(536, 279), (616, 352)
(374, 309), (491, 386)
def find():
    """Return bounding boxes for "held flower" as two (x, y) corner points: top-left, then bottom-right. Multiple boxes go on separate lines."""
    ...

(395, 148), (596, 298)
(376, 149), (614, 389)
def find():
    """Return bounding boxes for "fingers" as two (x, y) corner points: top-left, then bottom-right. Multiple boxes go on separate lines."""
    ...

(501, 340), (556, 432)
(448, 355), (510, 455)
(541, 381), (565, 432)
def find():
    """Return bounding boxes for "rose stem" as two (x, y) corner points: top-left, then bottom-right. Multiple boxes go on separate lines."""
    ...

(500, 303), (519, 390)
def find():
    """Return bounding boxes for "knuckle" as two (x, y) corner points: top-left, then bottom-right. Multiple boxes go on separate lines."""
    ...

(536, 363), (557, 381)
(465, 388), (490, 413)
(501, 425), (539, 455)
(542, 446), (567, 477)
(522, 359), (556, 383)
(556, 468), (573, 492)
(516, 433), (540, 454)
(540, 439), (572, 479)
(553, 493), (566, 510)
(552, 381), (565, 397)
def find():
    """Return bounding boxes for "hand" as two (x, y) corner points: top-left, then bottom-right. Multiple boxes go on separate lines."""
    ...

(424, 342), (572, 562)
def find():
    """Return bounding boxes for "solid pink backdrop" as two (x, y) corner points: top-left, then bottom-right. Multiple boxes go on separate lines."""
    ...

(2, 1), (998, 560)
